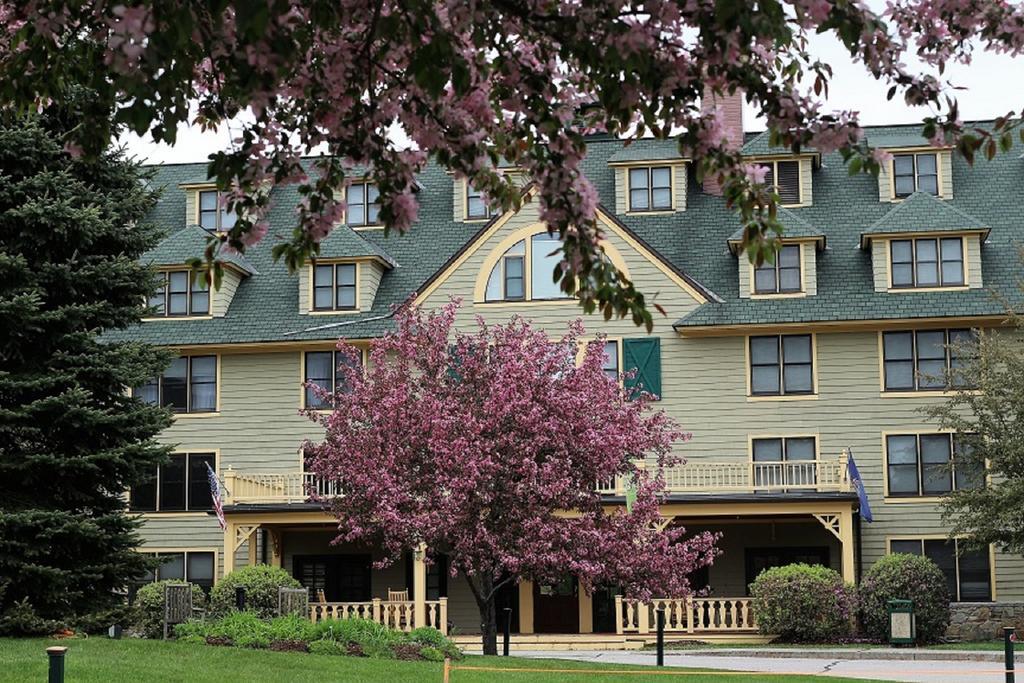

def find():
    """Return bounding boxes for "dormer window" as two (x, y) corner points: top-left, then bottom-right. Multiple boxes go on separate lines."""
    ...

(893, 153), (938, 198)
(484, 232), (569, 302)
(313, 262), (357, 310)
(890, 237), (964, 289)
(753, 245), (801, 294)
(347, 182), (380, 227)
(149, 270), (209, 317)
(198, 190), (236, 231)
(466, 184), (492, 220)
(628, 167), (672, 212)
(762, 160), (801, 205)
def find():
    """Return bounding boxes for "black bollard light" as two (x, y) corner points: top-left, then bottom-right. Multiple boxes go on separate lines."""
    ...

(235, 586), (246, 611)
(46, 646), (67, 683)
(656, 608), (666, 667)
(502, 607), (512, 656)
(1005, 626), (1016, 683)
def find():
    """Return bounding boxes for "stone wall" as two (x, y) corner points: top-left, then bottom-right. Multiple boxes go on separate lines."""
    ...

(946, 602), (1024, 641)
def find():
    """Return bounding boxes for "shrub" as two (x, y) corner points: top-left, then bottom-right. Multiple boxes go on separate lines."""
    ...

(267, 614), (317, 643)
(173, 620), (210, 639)
(207, 565), (301, 619)
(0, 599), (63, 636)
(419, 645), (446, 662)
(130, 581), (207, 639)
(749, 563), (856, 642)
(409, 626), (462, 659)
(860, 553), (951, 644)
(204, 610), (270, 648)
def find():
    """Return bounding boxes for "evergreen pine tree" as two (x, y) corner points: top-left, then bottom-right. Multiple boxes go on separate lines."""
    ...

(0, 92), (172, 633)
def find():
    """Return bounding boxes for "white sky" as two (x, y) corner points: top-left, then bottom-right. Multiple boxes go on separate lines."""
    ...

(122, 31), (1022, 165)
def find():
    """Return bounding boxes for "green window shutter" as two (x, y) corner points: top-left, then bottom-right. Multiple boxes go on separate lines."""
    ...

(622, 338), (662, 400)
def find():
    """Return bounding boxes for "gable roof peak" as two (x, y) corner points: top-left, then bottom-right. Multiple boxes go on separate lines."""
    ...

(860, 191), (988, 247)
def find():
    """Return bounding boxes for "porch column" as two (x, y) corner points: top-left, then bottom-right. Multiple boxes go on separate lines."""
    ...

(578, 587), (593, 634)
(222, 521), (235, 576)
(413, 544), (427, 628)
(839, 510), (855, 583)
(268, 528), (283, 568)
(247, 528), (258, 567)
(518, 580), (534, 634)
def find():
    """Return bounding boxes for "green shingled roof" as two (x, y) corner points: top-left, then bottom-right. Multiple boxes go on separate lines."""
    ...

(740, 130), (819, 158)
(607, 138), (686, 163)
(859, 191), (988, 247)
(315, 225), (397, 267)
(144, 224), (258, 275)
(105, 120), (1024, 346)
(727, 207), (824, 253)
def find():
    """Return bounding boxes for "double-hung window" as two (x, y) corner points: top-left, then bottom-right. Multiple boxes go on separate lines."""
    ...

(753, 245), (802, 294)
(886, 433), (984, 497)
(129, 452), (216, 512)
(313, 263), (357, 311)
(346, 182), (381, 227)
(198, 190), (237, 231)
(132, 550), (216, 599)
(133, 356), (218, 413)
(466, 184), (492, 220)
(890, 237), (964, 288)
(601, 340), (620, 382)
(752, 436), (817, 488)
(893, 153), (938, 198)
(883, 329), (974, 391)
(304, 350), (364, 409)
(761, 160), (801, 205)
(149, 271), (209, 317)
(889, 539), (990, 601)
(628, 167), (672, 211)
(749, 335), (814, 396)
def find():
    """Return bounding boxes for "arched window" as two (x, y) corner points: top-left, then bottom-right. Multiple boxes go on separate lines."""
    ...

(484, 232), (571, 302)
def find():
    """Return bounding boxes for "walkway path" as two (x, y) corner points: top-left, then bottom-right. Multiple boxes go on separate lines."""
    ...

(514, 648), (1011, 683)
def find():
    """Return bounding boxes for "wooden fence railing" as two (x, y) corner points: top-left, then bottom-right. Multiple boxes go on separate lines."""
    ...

(309, 598), (448, 634)
(223, 471), (342, 504)
(614, 596), (757, 634)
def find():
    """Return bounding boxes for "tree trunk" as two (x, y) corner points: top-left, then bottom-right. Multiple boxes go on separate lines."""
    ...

(469, 574), (499, 655)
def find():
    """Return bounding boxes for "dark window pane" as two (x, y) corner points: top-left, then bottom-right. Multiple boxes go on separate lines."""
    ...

(168, 272), (188, 315)
(954, 438), (985, 490)
(199, 191), (218, 229)
(891, 240), (913, 263)
(314, 264), (333, 288)
(885, 360), (915, 390)
(778, 268), (801, 292)
(894, 155), (915, 176)
(940, 238), (964, 284)
(883, 332), (913, 360)
(923, 540), (958, 600)
(601, 341), (619, 381)
(752, 439), (783, 462)
(160, 456), (186, 511)
(189, 356), (217, 412)
(894, 175), (916, 197)
(628, 169), (648, 210)
(916, 154), (937, 175)
(782, 336), (811, 363)
(337, 264), (356, 286)
(749, 337), (779, 365)
(918, 174), (938, 195)
(753, 266), (777, 293)
(314, 287), (333, 309)
(916, 331), (945, 359)
(751, 366), (780, 394)
(305, 352), (333, 408)
(887, 435), (919, 495)
(775, 161), (801, 204)
(892, 263), (914, 287)
(891, 540), (922, 556)
(957, 546), (991, 601)
(129, 469), (157, 511)
(134, 378), (160, 405)
(188, 552), (215, 595)
(783, 364), (813, 393)
(187, 454), (215, 510)
(920, 434), (952, 494)
(367, 185), (380, 224)
(786, 438), (816, 461)
(157, 553), (185, 581)
(651, 168), (672, 209)
(504, 256), (524, 299)
(162, 358), (188, 412)
(337, 286), (356, 309)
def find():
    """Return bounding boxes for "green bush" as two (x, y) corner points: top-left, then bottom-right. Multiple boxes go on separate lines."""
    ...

(749, 563), (856, 642)
(207, 565), (302, 619)
(419, 646), (445, 662)
(130, 581), (207, 639)
(267, 613), (317, 643)
(860, 553), (951, 644)
(173, 620), (210, 639)
(409, 626), (462, 659)
(0, 598), (63, 636)
(204, 610), (270, 647)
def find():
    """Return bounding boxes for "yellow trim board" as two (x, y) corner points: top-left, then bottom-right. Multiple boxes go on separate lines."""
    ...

(678, 315), (1008, 338)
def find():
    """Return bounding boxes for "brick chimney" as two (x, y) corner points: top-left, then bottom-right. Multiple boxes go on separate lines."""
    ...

(700, 87), (745, 196)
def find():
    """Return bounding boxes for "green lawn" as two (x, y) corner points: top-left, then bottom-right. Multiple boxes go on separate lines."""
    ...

(0, 638), (892, 682)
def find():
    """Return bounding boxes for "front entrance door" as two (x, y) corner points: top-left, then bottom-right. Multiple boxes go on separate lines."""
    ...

(293, 554), (372, 602)
(591, 586), (619, 633)
(533, 576), (579, 633)
(744, 546), (830, 592)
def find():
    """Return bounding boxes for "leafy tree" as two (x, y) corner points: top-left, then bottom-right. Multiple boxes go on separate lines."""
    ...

(304, 300), (719, 654)
(0, 92), (172, 633)
(924, 323), (1024, 554)
(1, 3), (1023, 328)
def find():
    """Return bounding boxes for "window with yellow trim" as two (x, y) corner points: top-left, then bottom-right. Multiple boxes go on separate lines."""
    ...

(133, 356), (217, 413)
(890, 237), (964, 288)
(760, 160), (801, 205)
(885, 433), (984, 497)
(198, 190), (237, 231)
(484, 232), (569, 302)
(888, 538), (990, 601)
(148, 270), (209, 317)
(628, 166), (672, 211)
(893, 153), (938, 198)
(131, 550), (216, 599)
(753, 245), (801, 294)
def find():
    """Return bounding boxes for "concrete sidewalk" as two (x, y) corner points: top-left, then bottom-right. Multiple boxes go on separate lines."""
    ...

(514, 649), (1012, 683)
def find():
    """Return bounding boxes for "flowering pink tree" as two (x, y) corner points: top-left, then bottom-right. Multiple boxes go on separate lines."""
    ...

(5, 2), (1022, 327)
(302, 300), (717, 652)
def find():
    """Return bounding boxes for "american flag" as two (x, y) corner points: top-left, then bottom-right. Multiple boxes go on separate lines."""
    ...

(206, 462), (227, 530)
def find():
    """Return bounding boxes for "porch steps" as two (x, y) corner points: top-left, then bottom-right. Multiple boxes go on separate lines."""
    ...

(452, 633), (773, 653)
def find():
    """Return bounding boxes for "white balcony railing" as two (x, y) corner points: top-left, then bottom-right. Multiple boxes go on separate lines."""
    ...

(615, 596), (757, 634)
(224, 455), (850, 505)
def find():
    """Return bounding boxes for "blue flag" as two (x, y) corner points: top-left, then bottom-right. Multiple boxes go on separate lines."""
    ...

(847, 450), (873, 523)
